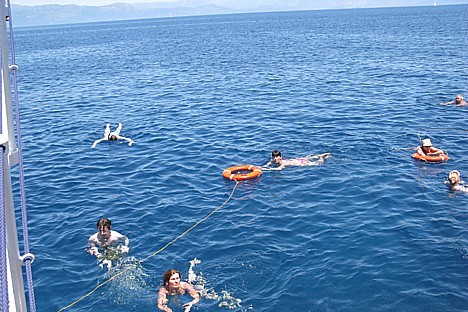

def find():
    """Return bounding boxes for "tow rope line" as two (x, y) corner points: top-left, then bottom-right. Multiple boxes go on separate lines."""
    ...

(58, 181), (240, 312)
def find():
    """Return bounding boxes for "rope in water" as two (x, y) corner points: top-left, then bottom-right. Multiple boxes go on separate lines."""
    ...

(58, 181), (240, 312)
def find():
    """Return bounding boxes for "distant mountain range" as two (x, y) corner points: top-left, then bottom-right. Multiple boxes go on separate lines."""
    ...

(10, 0), (468, 27)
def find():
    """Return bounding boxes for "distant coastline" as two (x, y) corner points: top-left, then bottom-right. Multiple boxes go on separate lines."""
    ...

(11, 1), (468, 27)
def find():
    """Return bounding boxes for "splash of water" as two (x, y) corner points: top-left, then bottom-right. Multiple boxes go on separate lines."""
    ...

(188, 258), (243, 309)
(105, 256), (149, 305)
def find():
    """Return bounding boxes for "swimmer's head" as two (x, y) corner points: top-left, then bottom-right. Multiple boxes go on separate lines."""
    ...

(97, 218), (112, 238)
(455, 94), (463, 104)
(421, 138), (432, 147)
(448, 170), (460, 185)
(162, 269), (181, 286)
(272, 149), (282, 163)
(109, 134), (118, 141)
(97, 218), (111, 229)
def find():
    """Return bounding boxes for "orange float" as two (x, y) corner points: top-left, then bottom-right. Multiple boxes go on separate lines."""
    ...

(411, 153), (449, 162)
(222, 164), (262, 181)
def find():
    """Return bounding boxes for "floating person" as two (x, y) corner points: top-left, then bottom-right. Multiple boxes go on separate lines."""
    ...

(444, 94), (467, 106)
(87, 218), (129, 269)
(411, 138), (449, 162)
(91, 123), (133, 148)
(446, 170), (467, 192)
(262, 149), (331, 171)
(415, 138), (445, 156)
(157, 269), (200, 312)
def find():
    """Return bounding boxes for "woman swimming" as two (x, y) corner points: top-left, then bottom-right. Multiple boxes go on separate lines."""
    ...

(157, 269), (199, 312)
(263, 149), (331, 171)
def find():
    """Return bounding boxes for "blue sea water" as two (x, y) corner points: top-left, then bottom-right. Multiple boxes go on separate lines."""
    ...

(10, 4), (468, 312)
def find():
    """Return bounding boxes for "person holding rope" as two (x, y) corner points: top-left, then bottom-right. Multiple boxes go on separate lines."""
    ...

(263, 149), (331, 171)
(415, 138), (445, 156)
(87, 218), (129, 269)
(91, 123), (133, 148)
(60, 184), (241, 312)
(157, 269), (200, 312)
(444, 94), (467, 106)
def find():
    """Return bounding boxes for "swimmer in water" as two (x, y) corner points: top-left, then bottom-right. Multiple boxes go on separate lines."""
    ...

(263, 149), (331, 171)
(87, 218), (129, 269)
(444, 94), (467, 106)
(415, 138), (445, 156)
(446, 170), (467, 192)
(91, 123), (133, 148)
(157, 269), (200, 312)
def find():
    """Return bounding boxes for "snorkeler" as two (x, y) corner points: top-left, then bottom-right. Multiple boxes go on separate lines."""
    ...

(263, 149), (331, 171)
(446, 170), (467, 192)
(87, 218), (129, 269)
(157, 269), (200, 312)
(91, 123), (133, 148)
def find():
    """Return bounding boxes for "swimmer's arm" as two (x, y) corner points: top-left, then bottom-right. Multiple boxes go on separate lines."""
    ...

(86, 238), (102, 257)
(416, 147), (425, 156)
(271, 162), (287, 170)
(119, 235), (130, 254)
(112, 231), (130, 252)
(182, 282), (200, 310)
(91, 138), (106, 148)
(88, 246), (101, 257)
(443, 100), (455, 105)
(264, 166), (284, 171)
(120, 136), (133, 146)
(429, 147), (444, 155)
(157, 288), (172, 312)
(263, 159), (286, 170)
(119, 234), (129, 247)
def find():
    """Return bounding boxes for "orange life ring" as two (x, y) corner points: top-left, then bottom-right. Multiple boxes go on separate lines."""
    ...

(411, 153), (449, 162)
(222, 164), (262, 181)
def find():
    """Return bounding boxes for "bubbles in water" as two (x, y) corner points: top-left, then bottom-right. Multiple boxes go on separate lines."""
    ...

(453, 242), (468, 260)
(188, 258), (243, 310)
(104, 256), (149, 305)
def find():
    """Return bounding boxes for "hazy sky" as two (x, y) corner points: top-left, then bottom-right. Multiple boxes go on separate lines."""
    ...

(13, 0), (173, 5)
(12, 0), (467, 6)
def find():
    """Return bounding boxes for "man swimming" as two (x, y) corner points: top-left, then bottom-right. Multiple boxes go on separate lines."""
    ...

(446, 170), (467, 192)
(415, 138), (444, 156)
(91, 123), (133, 148)
(444, 94), (467, 106)
(263, 149), (331, 171)
(87, 218), (129, 269)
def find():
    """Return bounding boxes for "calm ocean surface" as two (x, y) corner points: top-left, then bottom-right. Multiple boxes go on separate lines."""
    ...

(11, 4), (468, 312)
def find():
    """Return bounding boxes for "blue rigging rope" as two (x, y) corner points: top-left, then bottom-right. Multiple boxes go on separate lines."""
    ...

(5, 1), (37, 310)
(0, 150), (10, 310)
(0, 17), (9, 309)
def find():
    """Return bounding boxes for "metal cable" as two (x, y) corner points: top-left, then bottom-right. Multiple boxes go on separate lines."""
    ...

(5, 1), (37, 310)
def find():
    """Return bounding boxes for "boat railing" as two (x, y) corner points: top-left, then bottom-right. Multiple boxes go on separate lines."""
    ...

(0, 0), (37, 311)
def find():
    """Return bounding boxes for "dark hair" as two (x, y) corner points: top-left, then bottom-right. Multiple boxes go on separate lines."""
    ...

(272, 149), (282, 158)
(108, 134), (118, 141)
(162, 269), (181, 285)
(97, 218), (111, 229)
